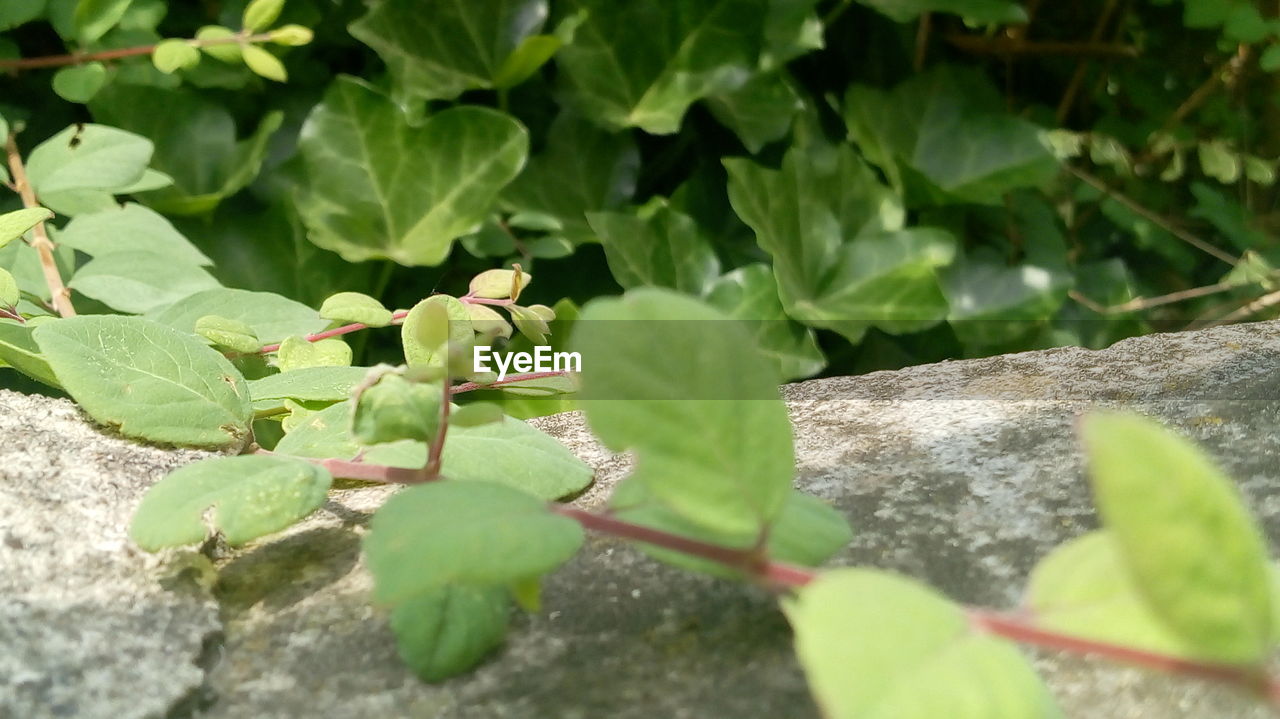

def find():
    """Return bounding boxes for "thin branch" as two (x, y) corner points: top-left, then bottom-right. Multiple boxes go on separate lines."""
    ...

(913, 13), (932, 72)
(450, 370), (568, 395)
(0, 32), (277, 71)
(946, 36), (1138, 58)
(257, 449), (432, 484)
(255, 309), (410, 354)
(1068, 166), (1237, 265)
(4, 133), (74, 317)
(1069, 276), (1266, 315)
(1201, 287), (1280, 327)
(1056, 0), (1121, 124)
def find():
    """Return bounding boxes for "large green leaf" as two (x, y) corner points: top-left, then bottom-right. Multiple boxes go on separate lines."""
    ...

(350, 0), (550, 101)
(705, 71), (804, 153)
(844, 67), (1056, 206)
(293, 77), (529, 265)
(572, 289), (793, 537)
(25, 124), (156, 214)
(389, 585), (511, 681)
(364, 480), (584, 604)
(554, 0), (768, 134)
(90, 84), (282, 215)
(785, 569), (1061, 719)
(57, 203), (211, 266)
(725, 145), (955, 343)
(1080, 412), (1274, 665)
(129, 454), (332, 550)
(33, 315), (253, 448)
(147, 288), (327, 345)
(705, 264), (825, 380)
(942, 251), (1071, 349)
(501, 112), (639, 245)
(589, 199), (721, 295)
(68, 250), (221, 313)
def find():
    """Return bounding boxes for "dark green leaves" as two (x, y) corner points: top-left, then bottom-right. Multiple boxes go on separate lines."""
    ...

(785, 570), (1060, 719)
(1078, 412), (1274, 664)
(129, 454), (332, 550)
(590, 199), (721, 295)
(34, 315), (252, 448)
(350, 0), (552, 101)
(294, 77), (529, 265)
(555, 0), (768, 134)
(574, 289), (793, 537)
(365, 481), (584, 605)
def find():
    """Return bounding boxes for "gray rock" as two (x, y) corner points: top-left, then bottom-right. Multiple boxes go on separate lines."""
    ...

(5, 320), (1280, 718)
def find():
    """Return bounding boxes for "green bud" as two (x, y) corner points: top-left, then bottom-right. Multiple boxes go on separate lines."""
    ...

(465, 303), (512, 340)
(352, 374), (442, 445)
(277, 336), (352, 371)
(270, 24), (313, 46)
(194, 315), (261, 353)
(243, 0), (285, 32)
(507, 305), (549, 345)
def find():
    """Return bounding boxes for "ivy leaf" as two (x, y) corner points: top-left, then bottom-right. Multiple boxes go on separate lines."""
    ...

(855, 0), (1027, 23)
(942, 253), (1071, 349)
(705, 263), (825, 381)
(293, 77), (529, 265)
(705, 72), (804, 153)
(844, 66), (1055, 205)
(248, 366), (369, 413)
(501, 112), (639, 245)
(350, 0), (550, 101)
(0, 208), (54, 249)
(589, 199), (721, 295)
(33, 315), (253, 448)
(365, 480), (584, 605)
(25, 123), (153, 198)
(148, 288), (328, 345)
(573, 289), (793, 537)
(318, 291), (393, 327)
(492, 34), (561, 89)
(90, 84), (283, 215)
(785, 569), (1061, 719)
(68, 250), (222, 314)
(1080, 412), (1274, 665)
(129, 454), (332, 550)
(57, 203), (211, 266)
(51, 62), (108, 103)
(389, 585), (510, 682)
(0, 320), (60, 387)
(555, 0), (767, 134)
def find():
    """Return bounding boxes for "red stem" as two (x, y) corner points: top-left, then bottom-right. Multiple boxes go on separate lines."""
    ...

(256, 309), (410, 354)
(0, 32), (277, 71)
(450, 370), (567, 394)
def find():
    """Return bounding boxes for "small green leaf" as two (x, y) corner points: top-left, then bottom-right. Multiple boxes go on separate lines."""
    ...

(507, 304), (549, 344)
(1260, 44), (1280, 73)
(34, 315), (252, 448)
(352, 374), (442, 445)
(1081, 412), (1273, 664)
(389, 585), (510, 682)
(74, 0), (133, 44)
(449, 402), (504, 428)
(468, 268), (529, 299)
(403, 295), (473, 370)
(242, 0), (285, 31)
(195, 315), (261, 353)
(242, 44), (287, 82)
(466, 303), (512, 340)
(26, 124), (153, 197)
(152, 39), (201, 74)
(319, 291), (393, 327)
(0, 268), (18, 308)
(248, 366), (369, 412)
(0, 320), (60, 387)
(276, 336), (352, 371)
(492, 34), (561, 89)
(590, 199), (721, 295)
(785, 569), (1061, 719)
(196, 25), (244, 63)
(148, 288), (327, 345)
(270, 24), (314, 46)
(129, 454), (332, 550)
(0, 208), (53, 249)
(365, 481), (584, 605)
(1199, 140), (1241, 183)
(52, 62), (108, 103)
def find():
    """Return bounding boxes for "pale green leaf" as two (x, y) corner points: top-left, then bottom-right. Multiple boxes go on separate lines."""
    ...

(276, 336), (352, 371)
(26, 124), (153, 197)
(389, 585), (510, 681)
(319, 291), (393, 327)
(152, 39), (201, 74)
(351, 374), (442, 445)
(0, 320), (60, 387)
(57, 203), (211, 266)
(33, 315), (252, 448)
(402, 294), (473, 369)
(242, 44), (287, 82)
(0, 268), (17, 307)
(195, 315), (261, 353)
(0, 208), (54, 249)
(196, 25), (243, 63)
(129, 454), (332, 550)
(68, 251), (221, 314)
(147, 287), (327, 344)
(705, 264), (825, 381)
(52, 62), (108, 103)
(242, 0), (284, 31)
(492, 34), (561, 89)
(248, 366), (369, 412)
(74, 0), (134, 44)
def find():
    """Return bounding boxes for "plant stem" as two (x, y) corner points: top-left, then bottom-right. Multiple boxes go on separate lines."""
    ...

(0, 32), (277, 71)
(255, 309), (410, 354)
(257, 449), (431, 484)
(423, 379), (451, 478)
(450, 370), (567, 394)
(4, 133), (75, 318)
(460, 296), (515, 307)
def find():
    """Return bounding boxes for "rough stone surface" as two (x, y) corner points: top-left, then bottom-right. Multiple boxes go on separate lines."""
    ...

(6, 320), (1280, 717)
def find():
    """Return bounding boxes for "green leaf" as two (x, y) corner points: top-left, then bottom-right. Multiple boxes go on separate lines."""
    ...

(318, 291), (393, 327)
(449, 402), (505, 428)
(844, 66), (1055, 205)
(147, 287), (327, 345)
(57, 203), (212, 266)
(589, 199), (721, 295)
(352, 374), (442, 445)
(705, 264), (825, 381)
(270, 24), (313, 46)
(0, 320), (60, 387)
(1080, 412), (1274, 664)
(350, 0), (550, 101)
(365, 481), (584, 604)
(612, 481), (851, 578)
(573, 289), (793, 537)
(129, 454), (332, 550)
(855, 0), (1026, 23)
(0, 0), (47, 30)
(276, 336), (351, 371)
(196, 25), (244, 63)
(74, 0), (134, 44)
(25, 124), (153, 197)
(492, 34), (561, 89)
(52, 62), (108, 103)
(242, 44), (287, 82)
(248, 366), (369, 412)
(1198, 139), (1241, 184)
(0, 208), (54, 249)
(785, 569), (1061, 719)
(293, 77), (529, 265)
(152, 39), (201, 74)
(389, 585), (510, 681)
(68, 250), (221, 313)
(1260, 44), (1280, 72)
(90, 84), (283, 215)
(402, 294), (473, 369)
(555, 0), (767, 133)
(1183, 0), (1229, 27)
(242, 0), (284, 31)
(1224, 3), (1268, 43)
(468, 268), (527, 300)
(706, 72), (804, 153)
(942, 253), (1070, 349)
(34, 315), (252, 448)
(725, 145), (955, 343)
(0, 268), (17, 308)
(501, 112), (639, 245)
(195, 315), (261, 353)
